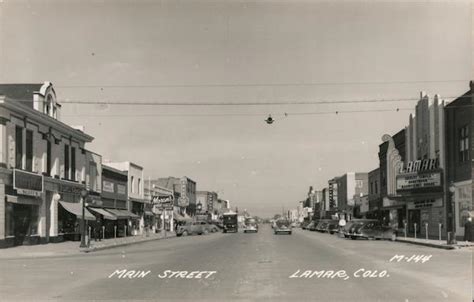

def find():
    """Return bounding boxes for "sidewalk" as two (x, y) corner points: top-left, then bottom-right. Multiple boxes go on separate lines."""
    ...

(395, 236), (474, 250)
(0, 231), (176, 259)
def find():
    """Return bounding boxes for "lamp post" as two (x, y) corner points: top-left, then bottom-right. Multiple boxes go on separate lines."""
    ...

(197, 202), (202, 215)
(79, 189), (89, 248)
(448, 183), (457, 245)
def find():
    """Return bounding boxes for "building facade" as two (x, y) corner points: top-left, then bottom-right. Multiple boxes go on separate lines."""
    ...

(104, 161), (147, 235)
(0, 82), (95, 247)
(395, 92), (446, 238)
(445, 82), (473, 240)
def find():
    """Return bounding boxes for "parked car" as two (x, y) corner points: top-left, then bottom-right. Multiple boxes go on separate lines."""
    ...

(305, 221), (315, 231)
(301, 221), (310, 230)
(359, 223), (398, 241)
(315, 220), (330, 232)
(176, 221), (208, 236)
(274, 219), (292, 235)
(341, 219), (378, 238)
(323, 220), (339, 234)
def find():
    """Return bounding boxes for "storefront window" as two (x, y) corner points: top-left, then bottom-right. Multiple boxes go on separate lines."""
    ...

(29, 205), (39, 235)
(5, 202), (14, 236)
(58, 205), (78, 234)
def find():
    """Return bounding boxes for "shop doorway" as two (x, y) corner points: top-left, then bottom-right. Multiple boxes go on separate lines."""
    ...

(408, 209), (421, 235)
(13, 204), (33, 246)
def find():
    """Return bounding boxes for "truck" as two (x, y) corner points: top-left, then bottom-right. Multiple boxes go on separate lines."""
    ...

(222, 212), (238, 233)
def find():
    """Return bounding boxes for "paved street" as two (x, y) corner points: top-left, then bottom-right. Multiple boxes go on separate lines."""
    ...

(0, 225), (471, 302)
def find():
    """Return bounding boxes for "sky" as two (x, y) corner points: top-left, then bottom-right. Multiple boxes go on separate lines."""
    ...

(0, 0), (472, 217)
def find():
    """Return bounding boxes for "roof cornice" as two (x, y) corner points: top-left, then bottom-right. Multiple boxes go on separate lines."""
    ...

(0, 96), (94, 142)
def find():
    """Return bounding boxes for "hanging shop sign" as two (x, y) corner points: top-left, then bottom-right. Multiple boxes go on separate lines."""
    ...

(396, 172), (442, 191)
(13, 169), (43, 197)
(407, 198), (443, 209)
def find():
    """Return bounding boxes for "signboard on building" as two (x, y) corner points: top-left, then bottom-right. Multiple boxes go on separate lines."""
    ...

(13, 169), (43, 197)
(396, 172), (442, 191)
(117, 184), (126, 195)
(407, 198), (443, 209)
(399, 158), (439, 174)
(102, 180), (115, 193)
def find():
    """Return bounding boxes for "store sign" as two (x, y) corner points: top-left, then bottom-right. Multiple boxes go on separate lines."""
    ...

(102, 180), (115, 193)
(407, 198), (443, 209)
(117, 184), (126, 195)
(396, 172), (441, 191)
(399, 158), (439, 174)
(13, 169), (43, 197)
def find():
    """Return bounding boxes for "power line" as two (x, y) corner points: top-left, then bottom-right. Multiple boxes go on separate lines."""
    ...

(55, 79), (468, 89)
(62, 107), (414, 118)
(56, 97), (424, 106)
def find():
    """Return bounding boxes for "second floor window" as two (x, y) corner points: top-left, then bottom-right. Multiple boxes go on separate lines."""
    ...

(25, 130), (33, 172)
(64, 145), (70, 179)
(15, 126), (23, 169)
(71, 147), (76, 181)
(459, 125), (470, 163)
(46, 141), (51, 176)
(131, 176), (134, 193)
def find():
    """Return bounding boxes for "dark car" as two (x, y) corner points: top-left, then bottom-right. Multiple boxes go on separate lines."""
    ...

(305, 221), (315, 231)
(323, 220), (339, 234)
(359, 223), (398, 241)
(315, 220), (330, 232)
(301, 221), (310, 230)
(341, 219), (378, 238)
(274, 219), (292, 235)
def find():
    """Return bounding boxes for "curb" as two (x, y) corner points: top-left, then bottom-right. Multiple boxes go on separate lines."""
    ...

(82, 234), (177, 253)
(395, 238), (457, 250)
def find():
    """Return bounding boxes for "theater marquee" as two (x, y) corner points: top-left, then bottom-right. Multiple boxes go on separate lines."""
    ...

(396, 172), (442, 191)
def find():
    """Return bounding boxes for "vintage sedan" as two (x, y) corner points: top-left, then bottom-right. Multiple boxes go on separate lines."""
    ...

(341, 219), (378, 238)
(176, 221), (208, 236)
(359, 223), (398, 241)
(274, 219), (292, 235)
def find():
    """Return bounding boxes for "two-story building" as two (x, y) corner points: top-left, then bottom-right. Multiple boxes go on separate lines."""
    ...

(445, 82), (473, 240)
(105, 161), (147, 235)
(0, 82), (95, 247)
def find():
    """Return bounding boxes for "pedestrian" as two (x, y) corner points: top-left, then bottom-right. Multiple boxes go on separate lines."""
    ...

(464, 216), (472, 242)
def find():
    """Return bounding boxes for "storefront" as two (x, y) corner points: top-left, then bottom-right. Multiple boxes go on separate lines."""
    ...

(451, 180), (473, 238)
(396, 161), (445, 239)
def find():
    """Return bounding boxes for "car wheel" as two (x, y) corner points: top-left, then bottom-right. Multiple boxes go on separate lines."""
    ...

(182, 231), (188, 236)
(289, 232), (292, 235)
(391, 233), (397, 241)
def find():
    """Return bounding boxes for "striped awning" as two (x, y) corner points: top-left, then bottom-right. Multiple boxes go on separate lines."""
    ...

(105, 208), (140, 219)
(59, 201), (95, 221)
(89, 207), (117, 220)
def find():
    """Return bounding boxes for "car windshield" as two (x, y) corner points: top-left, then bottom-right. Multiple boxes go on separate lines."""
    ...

(276, 220), (290, 227)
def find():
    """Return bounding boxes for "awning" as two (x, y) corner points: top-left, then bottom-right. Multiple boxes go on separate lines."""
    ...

(104, 208), (140, 219)
(173, 211), (192, 222)
(144, 211), (155, 216)
(59, 201), (95, 221)
(89, 207), (117, 220)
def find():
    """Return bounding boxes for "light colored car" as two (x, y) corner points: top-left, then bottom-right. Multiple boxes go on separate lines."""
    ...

(176, 221), (208, 236)
(274, 219), (292, 235)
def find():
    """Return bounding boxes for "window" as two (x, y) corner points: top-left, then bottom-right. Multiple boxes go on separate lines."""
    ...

(46, 141), (51, 176)
(459, 125), (470, 163)
(64, 145), (70, 179)
(374, 181), (378, 194)
(71, 147), (76, 181)
(90, 163), (97, 191)
(15, 126), (23, 169)
(131, 176), (134, 193)
(25, 130), (33, 172)
(370, 182), (373, 194)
